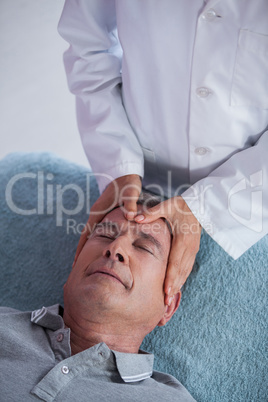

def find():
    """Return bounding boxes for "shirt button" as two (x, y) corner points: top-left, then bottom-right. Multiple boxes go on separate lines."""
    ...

(61, 365), (69, 375)
(196, 87), (211, 98)
(195, 147), (208, 156)
(57, 333), (64, 342)
(202, 9), (217, 21)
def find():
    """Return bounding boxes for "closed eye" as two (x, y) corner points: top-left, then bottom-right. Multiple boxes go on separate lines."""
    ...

(98, 235), (114, 240)
(135, 244), (154, 255)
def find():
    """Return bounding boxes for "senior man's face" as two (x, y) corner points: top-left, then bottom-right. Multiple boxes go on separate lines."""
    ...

(64, 207), (174, 331)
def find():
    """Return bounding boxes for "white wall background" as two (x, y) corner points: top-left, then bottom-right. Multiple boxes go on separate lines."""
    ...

(0, 0), (89, 167)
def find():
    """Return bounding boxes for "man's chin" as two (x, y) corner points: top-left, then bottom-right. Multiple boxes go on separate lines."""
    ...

(81, 278), (128, 305)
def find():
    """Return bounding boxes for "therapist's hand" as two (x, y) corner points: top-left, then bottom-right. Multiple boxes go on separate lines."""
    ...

(73, 174), (142, 266)
(135, 196), (201, 305)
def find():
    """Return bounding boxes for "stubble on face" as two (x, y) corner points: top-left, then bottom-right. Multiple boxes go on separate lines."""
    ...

(64, 207), (171, 329)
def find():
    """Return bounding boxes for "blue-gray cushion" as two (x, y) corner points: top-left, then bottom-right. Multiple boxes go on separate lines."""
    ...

(0, 152), (267, 402)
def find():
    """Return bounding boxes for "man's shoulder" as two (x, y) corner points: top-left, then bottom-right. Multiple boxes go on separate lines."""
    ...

(152, 369), (180, 386)
(0, 306), (26, 314)
(151, 370), (196, 401)
(0, 306), (33, 330)
(0, 306), (33, 318)
(0, 306), (31, 318)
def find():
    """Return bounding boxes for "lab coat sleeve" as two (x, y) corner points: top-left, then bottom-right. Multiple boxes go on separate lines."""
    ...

(182, 130), (268, 260)
(58, 0), (144, 193)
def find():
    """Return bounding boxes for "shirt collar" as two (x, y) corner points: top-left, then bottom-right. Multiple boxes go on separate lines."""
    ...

(31, 304), (64, 331)
(31, 305), (155, 383)
(112, 349), (154, 383)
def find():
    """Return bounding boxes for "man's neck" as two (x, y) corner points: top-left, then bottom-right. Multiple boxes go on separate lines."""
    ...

(63, 310), (144, 355)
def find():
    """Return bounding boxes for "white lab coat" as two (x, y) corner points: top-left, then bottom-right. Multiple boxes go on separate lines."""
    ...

(58, 0), (268, 259)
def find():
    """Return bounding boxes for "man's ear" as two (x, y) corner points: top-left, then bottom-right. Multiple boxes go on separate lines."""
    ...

(157, 291), (181, 327)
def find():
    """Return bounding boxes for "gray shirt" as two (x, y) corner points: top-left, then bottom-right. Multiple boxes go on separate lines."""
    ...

(0, 305), (195, 401)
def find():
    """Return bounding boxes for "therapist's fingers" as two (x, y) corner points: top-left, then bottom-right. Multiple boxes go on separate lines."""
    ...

(135, 196), (201, 303)
(118, 176), (142, 220)
(164, 232), (199, 305)
(134, 202), (164, 223)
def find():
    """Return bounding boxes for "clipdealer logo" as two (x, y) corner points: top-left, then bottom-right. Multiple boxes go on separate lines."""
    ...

(4, 169), (264, 235)
(5, 171), (105, 229)
(228, 170), (263, 232)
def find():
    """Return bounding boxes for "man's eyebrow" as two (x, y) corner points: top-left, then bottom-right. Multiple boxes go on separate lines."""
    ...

(139, 232), (163, 254)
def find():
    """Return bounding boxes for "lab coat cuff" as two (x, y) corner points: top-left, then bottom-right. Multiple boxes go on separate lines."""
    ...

(182, 180), (268, 260)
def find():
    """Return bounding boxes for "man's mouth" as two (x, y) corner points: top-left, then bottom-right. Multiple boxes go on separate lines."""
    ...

(91, 270), (126, 287)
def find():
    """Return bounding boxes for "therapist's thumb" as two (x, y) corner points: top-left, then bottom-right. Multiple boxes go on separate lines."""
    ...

(118, 174), (142, 220)
(123, 187), (141, 220)
(134, 203), (162, 223)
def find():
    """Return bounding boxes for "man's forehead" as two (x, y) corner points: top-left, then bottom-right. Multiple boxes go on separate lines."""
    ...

(101, 208), (168, 237)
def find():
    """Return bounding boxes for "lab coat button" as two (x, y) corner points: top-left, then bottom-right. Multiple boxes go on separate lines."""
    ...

(195, 147), (208, 156)
(202, 9), (217, 21)
(196, 87), (211, 98)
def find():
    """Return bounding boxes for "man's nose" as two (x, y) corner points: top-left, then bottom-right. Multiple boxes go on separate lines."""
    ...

(103, 240), (129, 264)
